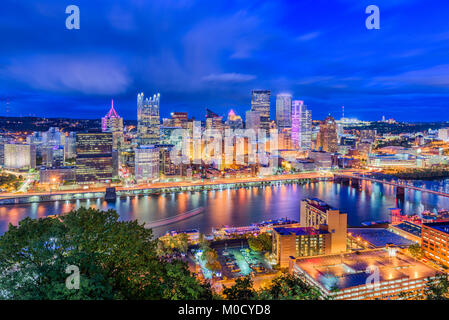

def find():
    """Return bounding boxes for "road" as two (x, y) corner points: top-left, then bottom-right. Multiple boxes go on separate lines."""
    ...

(0, 171), (333, 199)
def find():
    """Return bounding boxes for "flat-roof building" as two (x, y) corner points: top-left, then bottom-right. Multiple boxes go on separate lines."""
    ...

(289, 248), (438, 300)
(422, 222), (449, 267)
(272, 227), (331, 268)
(300, 198), (347, 254)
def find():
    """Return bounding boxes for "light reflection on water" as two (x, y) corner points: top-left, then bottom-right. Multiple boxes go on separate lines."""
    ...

(0, 179), (449, 237)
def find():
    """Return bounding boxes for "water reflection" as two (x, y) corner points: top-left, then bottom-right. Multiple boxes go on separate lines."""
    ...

(1, 180), (449, 237)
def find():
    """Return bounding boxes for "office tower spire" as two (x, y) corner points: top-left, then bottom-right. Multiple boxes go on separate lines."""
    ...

(137, 92), (161, 145)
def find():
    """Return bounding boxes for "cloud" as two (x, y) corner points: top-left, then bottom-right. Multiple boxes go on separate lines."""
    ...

(201, 73), (256, 83)
(296, 31), (321, 41)
(374, 64), (449, 87)
(1, 55), (131, 95)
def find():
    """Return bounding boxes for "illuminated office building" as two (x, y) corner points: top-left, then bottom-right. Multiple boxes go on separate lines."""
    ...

(245, 110), (261, 131)
(4, 144), (36, 170)
(273, 227), (331, 267)
(137, 93), (161, 145)
(251, 90), (270, 132)
(300, 198), (347, 254)
(316, 115), (338, 153)
(75, 132), (113, 183)
(135, 145), (160, 182)
(102, 99), (124, 149)
(276, 93), (292, 129)
(291, 100), (312, 150)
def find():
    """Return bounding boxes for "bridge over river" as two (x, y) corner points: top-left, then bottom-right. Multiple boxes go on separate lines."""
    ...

(334, 173), (449, 198)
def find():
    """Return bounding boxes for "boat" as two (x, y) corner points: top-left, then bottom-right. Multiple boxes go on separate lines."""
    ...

(145, 207), (204, 228)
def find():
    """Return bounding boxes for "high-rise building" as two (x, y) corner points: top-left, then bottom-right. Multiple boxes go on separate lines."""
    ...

(245, 110), (261, 131)
(291, 100), (312, 150)
(205, 108), (224, 132)
(75, 132), (113, 183)
(251, 90), (270, 131)
(42, 145), (65, 168)
(225, 109), (244, 129)
(438, 128), (449, 142)
(102, 99), (124, 149)
(4, 144), (36, 170)
(64, 132), (76, 160)
(316, 115), (338, 153)
(135, 145), (160, 182)
(300, 198), (347, 254)
(137, 93), (161, 145)
(276, 93), (292, 129)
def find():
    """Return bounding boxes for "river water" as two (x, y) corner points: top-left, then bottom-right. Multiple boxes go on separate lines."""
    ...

(1, 179), (449, 237)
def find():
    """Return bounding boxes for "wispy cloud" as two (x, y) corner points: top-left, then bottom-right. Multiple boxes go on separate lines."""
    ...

(296, 31), (321, 41)
(202, 73), (256, 83)
(1, 55), (131, 95)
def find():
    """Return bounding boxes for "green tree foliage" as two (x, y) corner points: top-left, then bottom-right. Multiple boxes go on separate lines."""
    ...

(408, 243), (424, 259)
(0, 207), (212, 300)
(248, 233), (272, 252)
(425, 274), (449, 300)
(158, 233), (189, 254)
(222, 276), (255, 300)
(256, 273), (322, 300)
(203, 247), (221, 272)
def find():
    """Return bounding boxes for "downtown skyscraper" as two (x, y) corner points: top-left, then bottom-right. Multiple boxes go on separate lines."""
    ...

(291, 100), (312, 151)
(276, 93), (292, 129)
(102, 99), (124, 150)
(137, 93), (161, 145)
(250, 90), (270, 132)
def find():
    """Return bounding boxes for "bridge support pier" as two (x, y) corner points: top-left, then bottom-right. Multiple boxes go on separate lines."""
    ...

(350, 178), (360, 188)
(396, 186), (405, 201)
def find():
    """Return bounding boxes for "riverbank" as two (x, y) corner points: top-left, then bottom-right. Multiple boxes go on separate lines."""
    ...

(0, 172), (333, 205)
(383, 167), (449, 180)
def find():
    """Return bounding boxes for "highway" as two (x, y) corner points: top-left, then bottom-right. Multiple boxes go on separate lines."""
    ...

(0, 172), (333, 200)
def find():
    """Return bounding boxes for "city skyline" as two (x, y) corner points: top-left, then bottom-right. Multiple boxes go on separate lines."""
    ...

(1, 1), (449, 121)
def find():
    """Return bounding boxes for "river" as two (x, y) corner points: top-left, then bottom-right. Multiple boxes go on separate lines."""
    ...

(1, 179), (449, 237)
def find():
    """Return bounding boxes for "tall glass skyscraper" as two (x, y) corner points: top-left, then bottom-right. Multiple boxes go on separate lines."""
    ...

(251, 90), (270, 131)
(75, 132), (113, 183)
(276, 93), (292, 129)
(137, 93), (161, 145)
(102, 99), (124, 150)
(291, 100), (312, 150)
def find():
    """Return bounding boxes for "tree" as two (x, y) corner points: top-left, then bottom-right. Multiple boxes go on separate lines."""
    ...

(0, 207), (212, 300)
(222, 276), (255, 300)
(256, 273), (322, 300)
(248, 233), (272, 252)
(408, 243), (424, 260)
(425, 274), (449, 300)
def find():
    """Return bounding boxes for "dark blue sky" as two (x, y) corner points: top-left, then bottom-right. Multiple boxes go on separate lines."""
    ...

(1, 0), (449, 122)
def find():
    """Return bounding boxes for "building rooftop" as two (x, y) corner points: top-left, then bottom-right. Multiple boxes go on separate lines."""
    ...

(292, 249), (437, 291)
(391, 222), (422, 238)
(273, 227), (329, 236)
(304, 198), (336, 212)
(423, 221), (449, 234)
(348, 228), (416, 248)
